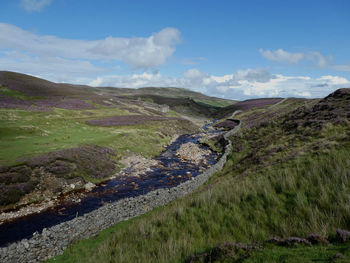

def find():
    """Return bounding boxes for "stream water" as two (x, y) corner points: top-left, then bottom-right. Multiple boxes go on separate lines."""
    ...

(0, 132), (221, 246)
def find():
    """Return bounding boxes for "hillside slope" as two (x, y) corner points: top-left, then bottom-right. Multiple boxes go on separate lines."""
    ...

(0, 71), (235, 117)
(49, 89), (350, 263)
(215, 98), (284, 118)
(0, 71), (96, 97)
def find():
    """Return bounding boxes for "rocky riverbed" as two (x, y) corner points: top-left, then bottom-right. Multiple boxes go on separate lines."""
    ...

(0, 135), (180, 225)
(0, 122), (241, 262)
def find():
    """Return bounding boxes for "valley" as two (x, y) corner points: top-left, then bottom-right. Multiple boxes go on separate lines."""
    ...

(0, 71), (350, 262)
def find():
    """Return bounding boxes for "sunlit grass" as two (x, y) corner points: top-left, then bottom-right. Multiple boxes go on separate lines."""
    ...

(49, 136), (350, 263)
(0, 107), (197, 165)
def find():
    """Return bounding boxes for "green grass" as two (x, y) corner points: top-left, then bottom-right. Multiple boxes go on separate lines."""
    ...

(194, 99), (234, 108)
(0, 85), (36, 99)
(200, 138), (224, 153)
(0, 107), (197, 165)
(48, 120), (350, 263)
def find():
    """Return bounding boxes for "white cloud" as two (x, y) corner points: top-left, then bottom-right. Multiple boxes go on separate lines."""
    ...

(260, 48), (304, 64)
(0, 23), (181, 69)
(86, 68), (350, 100)
(317, 75), (349, 85)
(183, 68), (208, 79)
(89, 27), (181, 68)
(20, 0), (52, 12)
(0, 50), (106, 83)
(260, 48), (350, 72)
(306, 51), (330, 68)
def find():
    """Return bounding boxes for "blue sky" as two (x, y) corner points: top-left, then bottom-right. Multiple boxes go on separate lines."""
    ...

(0, 0), (349, 99)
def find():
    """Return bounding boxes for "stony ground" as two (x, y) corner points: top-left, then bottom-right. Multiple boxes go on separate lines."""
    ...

(176, 142), (212, 165)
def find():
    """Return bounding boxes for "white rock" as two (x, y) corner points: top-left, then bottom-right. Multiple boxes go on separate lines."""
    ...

(23, 241), (29, 249)
(70, 184), (75, 189)
(84, 182), (96, 192)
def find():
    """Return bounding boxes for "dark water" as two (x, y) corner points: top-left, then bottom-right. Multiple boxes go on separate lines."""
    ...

(0, 133), (220, 247)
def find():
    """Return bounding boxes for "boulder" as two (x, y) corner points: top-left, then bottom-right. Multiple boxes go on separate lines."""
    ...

(306, 234), (329, 245)
(336, 229), (350, 243)
(84, 182), (96, 192)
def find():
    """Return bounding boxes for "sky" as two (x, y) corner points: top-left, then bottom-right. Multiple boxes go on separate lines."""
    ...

(0, 0), (349, 100)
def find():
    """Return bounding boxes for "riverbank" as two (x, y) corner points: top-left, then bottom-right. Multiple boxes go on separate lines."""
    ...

(0, 134), (182, 225)
(0, 123), (240, 262)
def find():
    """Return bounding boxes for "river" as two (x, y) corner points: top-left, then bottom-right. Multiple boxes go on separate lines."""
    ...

(0, 131), (221, 246)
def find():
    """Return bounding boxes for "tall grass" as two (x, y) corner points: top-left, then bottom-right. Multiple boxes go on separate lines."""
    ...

(50, 144), (350, 263)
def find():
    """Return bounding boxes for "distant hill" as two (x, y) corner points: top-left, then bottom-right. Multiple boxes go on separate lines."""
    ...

(214, 98), (284, 118)
(0, 71), (97, 97)
(126, 95), (221, 117)
(124, 87), (235, 107)
(0, 71), (235, 110)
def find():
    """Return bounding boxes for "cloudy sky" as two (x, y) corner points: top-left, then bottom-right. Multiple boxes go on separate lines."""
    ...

(0, 0), (349, 100)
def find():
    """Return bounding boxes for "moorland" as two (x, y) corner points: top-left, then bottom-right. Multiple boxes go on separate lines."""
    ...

(0, 71), (350, 262)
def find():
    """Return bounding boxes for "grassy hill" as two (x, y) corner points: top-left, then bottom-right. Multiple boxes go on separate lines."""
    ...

(48, 89), (350, 262)
(129, 87), (235, 107)
(124, 95), (222, 117)
(2, 71), (228, 210)
(214, 98), (285, 119)
(99, 86), (235, 107)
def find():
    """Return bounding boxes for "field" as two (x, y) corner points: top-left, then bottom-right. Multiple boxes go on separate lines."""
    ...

(0, 107), (195, 166)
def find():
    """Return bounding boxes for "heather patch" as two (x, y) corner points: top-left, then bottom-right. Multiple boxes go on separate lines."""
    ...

(0, 95), (32, 110)
(0, 145), (117, 208)
(214, 119), (240, 129)
(284, 88), (350, 130)
(0, 71), (92, 97)
(86, 115), (182, 127)
(231, 98), (283, 111)
(216, 98), (283, 118)
(0, 178), (37, 206)
(34, 98), (96, 110)
(237, 98), (312, 129)
(24, 145), (117, 180)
